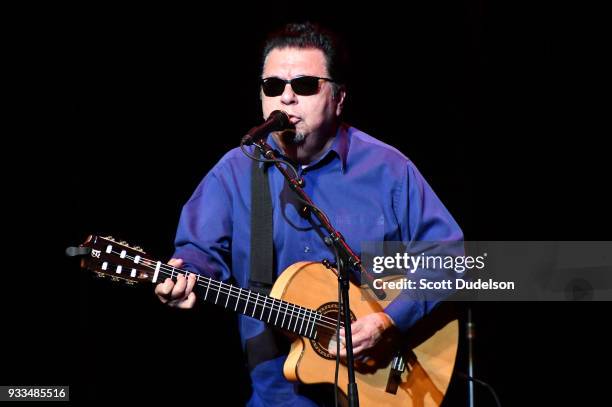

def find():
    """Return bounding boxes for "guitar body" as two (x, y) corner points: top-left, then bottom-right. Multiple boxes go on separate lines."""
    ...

(271, 262), (458, 407)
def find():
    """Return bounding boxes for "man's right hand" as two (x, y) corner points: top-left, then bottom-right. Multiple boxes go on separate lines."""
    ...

(154, 258), (197, 309)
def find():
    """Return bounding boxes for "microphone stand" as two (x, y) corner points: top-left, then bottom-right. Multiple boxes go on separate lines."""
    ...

(252, 138), (377, 407)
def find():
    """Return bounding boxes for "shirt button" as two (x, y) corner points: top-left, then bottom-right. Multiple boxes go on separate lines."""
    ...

(304, 245), (311, 253)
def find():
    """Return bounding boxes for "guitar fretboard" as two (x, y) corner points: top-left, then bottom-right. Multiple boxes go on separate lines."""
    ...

(148, 260), (335, 339)
(96, 238), (343, 340)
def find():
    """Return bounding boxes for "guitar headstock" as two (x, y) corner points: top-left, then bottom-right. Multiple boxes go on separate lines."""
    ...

(77, 235), (160, 285)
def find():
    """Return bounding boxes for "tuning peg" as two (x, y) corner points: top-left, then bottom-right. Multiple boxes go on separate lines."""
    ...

(103, 235), (115, 242)
(125, 280), (135, 286)
(95, 272), (106, 279)
(133, 245), (146, 254)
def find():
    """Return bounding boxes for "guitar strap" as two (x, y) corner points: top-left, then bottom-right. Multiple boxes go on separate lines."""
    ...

(246, 153), (288, 371)
(249, 154), (275, 295)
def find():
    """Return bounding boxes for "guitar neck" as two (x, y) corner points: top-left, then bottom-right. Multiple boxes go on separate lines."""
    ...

(79, 235), (326, 340)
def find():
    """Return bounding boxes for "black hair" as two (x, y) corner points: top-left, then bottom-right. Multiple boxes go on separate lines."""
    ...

(261, 22), (349, 87)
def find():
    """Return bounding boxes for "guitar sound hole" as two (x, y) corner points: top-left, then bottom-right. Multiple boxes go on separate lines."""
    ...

(310, 302), (356, 360)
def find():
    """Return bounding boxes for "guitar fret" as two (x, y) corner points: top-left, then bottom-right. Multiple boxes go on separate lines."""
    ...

(308, 312), (317, 338)
(214, 282), (222, 304)
(235, 288), (242, 311)
(204, 278), (211, 300)
(252, 293), (259, 317)
(268, 298), (274, 323)
(300, 309), (307, 334)
(298, 307), (306, 335)
(300, 308), (310, 336)
(273, 299), (280, 326)
(310, 311), (317, 338)
(287, 304), (294, 332)
(224, 285), (232, 308)
(281, 301), (288, 329)
(309, 311), (316, 337)
(259, 296), (267, 320)
(244, 291), (251, 314)
(305, 309), (312, 336)
(292, 306), (301, 333)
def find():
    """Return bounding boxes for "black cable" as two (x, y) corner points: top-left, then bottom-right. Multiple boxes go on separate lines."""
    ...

(457, 372), (502, 407)
(239, 141), (300, 180)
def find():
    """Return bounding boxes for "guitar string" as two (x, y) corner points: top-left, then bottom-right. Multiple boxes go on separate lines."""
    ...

(134, 252), (345, 329)
(103, 249), (346, 332)
(151, 261), (345, 333)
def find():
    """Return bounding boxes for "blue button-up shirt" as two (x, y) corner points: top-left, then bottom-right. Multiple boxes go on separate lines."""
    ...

(173, 124), (463, 406)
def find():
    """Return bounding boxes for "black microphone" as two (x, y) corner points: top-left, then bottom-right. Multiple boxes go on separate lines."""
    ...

(241, 110), (293, 145)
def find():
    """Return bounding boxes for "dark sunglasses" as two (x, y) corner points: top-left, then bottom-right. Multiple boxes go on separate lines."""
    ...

(261, 76), (333, 97)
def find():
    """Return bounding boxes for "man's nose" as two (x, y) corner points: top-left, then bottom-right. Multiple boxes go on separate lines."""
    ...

(280, 83), (298, 104)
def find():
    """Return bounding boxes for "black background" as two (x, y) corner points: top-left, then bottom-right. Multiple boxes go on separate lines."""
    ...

(4, 2), (610, 405)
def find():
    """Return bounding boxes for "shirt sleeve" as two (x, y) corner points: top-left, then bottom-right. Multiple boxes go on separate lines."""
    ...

(384, 160), (464, 332)
(172, 167), (233, 282)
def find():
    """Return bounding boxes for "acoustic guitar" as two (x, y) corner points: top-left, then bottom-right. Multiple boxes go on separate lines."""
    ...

(73, 234), (458, 406)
